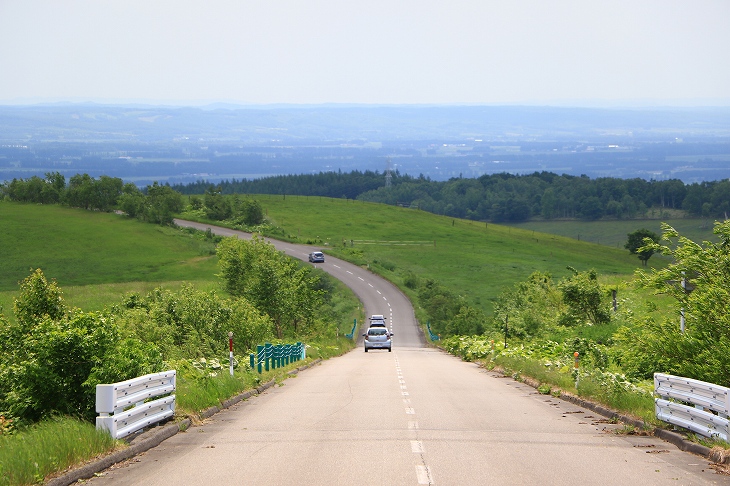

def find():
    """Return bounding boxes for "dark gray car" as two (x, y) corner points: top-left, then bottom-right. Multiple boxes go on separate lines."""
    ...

(308, 251), (325, 263)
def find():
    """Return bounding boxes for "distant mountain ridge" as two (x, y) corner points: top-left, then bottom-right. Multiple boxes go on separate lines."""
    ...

(1, 104), (729, 185)
(2, 104), (729, 142)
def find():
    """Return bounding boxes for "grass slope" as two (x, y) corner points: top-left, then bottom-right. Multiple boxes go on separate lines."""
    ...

(252, 195), (655, 313)
(0, 202), (219, 313)
(505, 217), (718, 249)
(2, 197), (664, 318)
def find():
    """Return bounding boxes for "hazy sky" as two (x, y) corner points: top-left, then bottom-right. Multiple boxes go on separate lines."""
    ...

(1, 0), (729, 107)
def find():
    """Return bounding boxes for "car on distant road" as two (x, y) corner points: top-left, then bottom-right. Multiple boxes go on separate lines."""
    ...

(368, 314), (389, 333)
(363, 326), (392, 352)
(308, 251), (325, 263)
(369, 314), (386, 325)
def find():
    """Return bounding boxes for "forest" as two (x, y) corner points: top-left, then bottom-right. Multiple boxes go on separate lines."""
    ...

(4, 170), (730, 223)
(174, 170), (730, 222)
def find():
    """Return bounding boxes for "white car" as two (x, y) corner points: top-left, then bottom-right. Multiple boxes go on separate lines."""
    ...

(369, 314), (386, 326)
(363, 327), (392, 352)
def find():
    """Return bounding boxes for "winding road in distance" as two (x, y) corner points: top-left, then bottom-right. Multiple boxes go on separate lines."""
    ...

(88, 220), (728, 485)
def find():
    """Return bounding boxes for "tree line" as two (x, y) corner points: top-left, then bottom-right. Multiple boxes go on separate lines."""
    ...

(1, 172), (183, 224)
(174, 170), (730, 222)
(5, 169), (730, 223)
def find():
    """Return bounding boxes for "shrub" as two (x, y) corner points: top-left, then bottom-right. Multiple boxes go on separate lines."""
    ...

(0, 310), (163, 423)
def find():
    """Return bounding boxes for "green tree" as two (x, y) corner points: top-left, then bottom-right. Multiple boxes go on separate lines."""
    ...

(445, 306), (486, 336)
(116, 285), (273, 358)
(189, 195), (203, 210)
(13, 268), (66, 333)
(216, 236), (322, 338)
(558, 268), (610, 326)
(95, 175), (124, 212)
(239, 198), (265, 226)
(65, 173), (95, 209)
(118, 183), (145, 218)
(143, 182), (183, 224)
(417, 279), (463, 337)
(493, 272), (563, 338)
(625, 221), (730, 384)
(625, 228), (660, 266)
(43, 171), (66, 204)
(204, 186), (232, 221)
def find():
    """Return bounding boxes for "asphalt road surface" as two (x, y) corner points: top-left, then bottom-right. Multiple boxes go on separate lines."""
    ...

(88, 221), (728, 485)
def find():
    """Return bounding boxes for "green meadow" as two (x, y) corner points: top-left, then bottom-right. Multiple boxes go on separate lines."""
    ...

(505, 216), (718, 249)
(234, 195), (656, 314)
(0, 203), (219, 315)
(4, 197), (670, 318)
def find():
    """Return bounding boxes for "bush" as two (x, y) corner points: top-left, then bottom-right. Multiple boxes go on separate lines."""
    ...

(0, 269), (164, 424)
(0, 311), (163, 423)
(114, 285), (274, 360)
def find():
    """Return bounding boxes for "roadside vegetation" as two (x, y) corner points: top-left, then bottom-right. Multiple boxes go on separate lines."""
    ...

(178, 193), (730, 431)
(2, 172), (730, 483)
(0, 201), (359, 485)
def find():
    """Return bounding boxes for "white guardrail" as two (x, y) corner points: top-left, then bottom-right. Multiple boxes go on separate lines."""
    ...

(654, 372), (730, 441)
(96, 370), (176, 439)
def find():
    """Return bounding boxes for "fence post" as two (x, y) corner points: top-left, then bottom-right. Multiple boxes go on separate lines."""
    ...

(574, 352), (580, 388)
(257, 345), (264, 373)
(265, 343), (272, 371)
(228, 332), (234, 376)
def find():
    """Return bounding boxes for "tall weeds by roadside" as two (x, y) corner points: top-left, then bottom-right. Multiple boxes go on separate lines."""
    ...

(0, 417), (118, 486)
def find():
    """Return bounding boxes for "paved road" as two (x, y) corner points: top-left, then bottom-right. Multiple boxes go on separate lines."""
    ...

(89, 221), (728, 485)
(174, 219), (425, 348)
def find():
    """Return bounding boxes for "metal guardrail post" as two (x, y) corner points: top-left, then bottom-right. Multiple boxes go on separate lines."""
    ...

(427, 321), (439, 341)
(345, 318), (356, 339)
(265, 343), (272, 371)
(251, 341), (306, 374)
(257, 345), (264, 374)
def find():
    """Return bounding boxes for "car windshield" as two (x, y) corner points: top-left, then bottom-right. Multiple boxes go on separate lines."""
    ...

(368, 328), (388, 336)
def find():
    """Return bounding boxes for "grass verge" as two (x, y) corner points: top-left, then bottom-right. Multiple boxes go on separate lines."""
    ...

(0, 335), (356, 486)
(484, 354), (657, 425)
(0, 417), (119, 486)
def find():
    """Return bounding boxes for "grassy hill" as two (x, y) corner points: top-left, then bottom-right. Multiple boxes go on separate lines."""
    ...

(504, 217), (718, 249)
(0, 202), (219, 314)
(2, 196), (662, 318)
(224, 195), (657, 314)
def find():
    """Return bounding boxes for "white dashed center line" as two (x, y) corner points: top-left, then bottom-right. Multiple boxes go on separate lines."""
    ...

(411, 441), (425, 453)
(416, 465), (434, 485)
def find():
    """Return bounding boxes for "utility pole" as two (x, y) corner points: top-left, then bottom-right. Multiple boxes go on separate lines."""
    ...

(385, 157), (392, 188)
